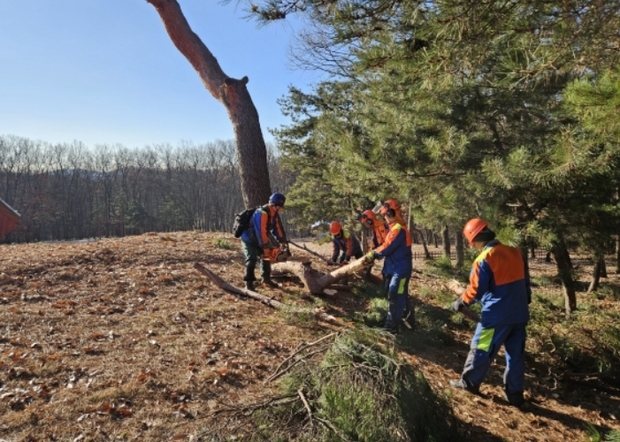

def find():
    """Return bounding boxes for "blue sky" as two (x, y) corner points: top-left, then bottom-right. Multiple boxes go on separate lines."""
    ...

(0, 1), (318, 148)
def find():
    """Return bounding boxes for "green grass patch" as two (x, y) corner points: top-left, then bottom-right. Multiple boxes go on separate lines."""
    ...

(212, 238), (234, 250)
(253, 330), (464, 441)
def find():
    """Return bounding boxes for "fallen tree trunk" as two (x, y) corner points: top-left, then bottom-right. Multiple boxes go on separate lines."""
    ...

(194, 262), (340, 324)
(195, 262), (283, 308)
(288, 240), (327, 262)
(272, 255), (371, 295)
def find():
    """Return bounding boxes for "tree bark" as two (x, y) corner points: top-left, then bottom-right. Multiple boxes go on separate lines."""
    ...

(272, 256), (371, 295)
(442, 225), (450, 259)
(455, 231), (464, 268)
(194, 262), (340, 324)
(146, 0), (271, 208)
(412, 228), (431, 259)
(588, 257), (606, 293)
(551, 240), (577, 316)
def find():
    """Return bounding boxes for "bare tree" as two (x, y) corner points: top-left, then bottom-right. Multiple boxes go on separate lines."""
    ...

(146, 0), (272, 208)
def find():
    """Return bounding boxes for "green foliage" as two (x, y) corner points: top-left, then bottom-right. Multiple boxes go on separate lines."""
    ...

(423, 256), (472, 284)
(349, 281), (386, 326)
(591, 284), (620, 302)
(355, 296), (388, 327)
(525, 282), (620, 376)
(425, 255), (453, 275)
(584, 422), (603, 442)
(582, 423), (620, 442)
(266, 0), (620, 315)
(211, 238), (234, 250)
(279, 295), (327, 327)
(260, 331), (463, 441)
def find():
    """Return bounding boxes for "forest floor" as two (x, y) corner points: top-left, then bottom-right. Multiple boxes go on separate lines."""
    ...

(1, 231), (619, 441)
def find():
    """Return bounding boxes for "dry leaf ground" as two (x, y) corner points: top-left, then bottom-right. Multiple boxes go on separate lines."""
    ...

(0, 231), (619, 441)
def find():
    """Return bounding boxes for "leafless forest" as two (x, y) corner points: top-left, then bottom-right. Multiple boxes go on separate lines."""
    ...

(0, 135), (295, 243)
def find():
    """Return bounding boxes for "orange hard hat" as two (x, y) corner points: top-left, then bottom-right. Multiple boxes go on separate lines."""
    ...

(463, 218), (489, 246)
(360, 209), (376, 224)
(330, 221), (342, 235)
(379, 199), (400, 215)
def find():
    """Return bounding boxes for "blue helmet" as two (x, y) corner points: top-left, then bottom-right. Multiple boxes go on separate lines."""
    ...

(269, 192), (286, 207)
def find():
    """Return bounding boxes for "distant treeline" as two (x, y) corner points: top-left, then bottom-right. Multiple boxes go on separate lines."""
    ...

(0, 135), (296, 243)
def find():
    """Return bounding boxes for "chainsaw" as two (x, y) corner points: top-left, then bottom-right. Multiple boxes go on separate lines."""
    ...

(269, 243), (292, 263)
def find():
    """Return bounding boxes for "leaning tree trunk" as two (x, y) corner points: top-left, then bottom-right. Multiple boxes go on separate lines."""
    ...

(551, 240), (577, 316)
(146, 0), (271, 208)
(412, 228), (431, 259)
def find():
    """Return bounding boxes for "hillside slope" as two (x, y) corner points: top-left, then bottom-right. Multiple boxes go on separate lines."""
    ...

(1, 232), (619, 441)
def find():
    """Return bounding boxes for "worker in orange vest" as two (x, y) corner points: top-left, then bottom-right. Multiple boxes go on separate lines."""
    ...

(327, 221), (363, 265)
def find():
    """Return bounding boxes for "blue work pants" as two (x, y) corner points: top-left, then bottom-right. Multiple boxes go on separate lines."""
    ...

(461, 322), (527, 395)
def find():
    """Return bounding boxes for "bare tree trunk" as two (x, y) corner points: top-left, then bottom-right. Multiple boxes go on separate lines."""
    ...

(455, 231), (464, 268)
(412, 228), (431, 259)
(551, 241), (577, 316)
(588, 258), (603, 293)
(146, 0), (271, 208)
(442, 225), (450, 259)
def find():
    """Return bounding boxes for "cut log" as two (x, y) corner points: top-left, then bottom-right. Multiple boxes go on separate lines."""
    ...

(194, 262), (340, 324)
(272, 255), (372, 295)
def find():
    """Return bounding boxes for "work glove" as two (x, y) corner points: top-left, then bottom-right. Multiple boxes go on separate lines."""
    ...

(365, 251), (375, 262)
(450, 297), (466, 312)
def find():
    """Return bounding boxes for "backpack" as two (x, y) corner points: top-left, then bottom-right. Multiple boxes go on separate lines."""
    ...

(232, 206), (267, 238)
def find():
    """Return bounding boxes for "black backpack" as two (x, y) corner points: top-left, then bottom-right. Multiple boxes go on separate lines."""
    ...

(232, 206), (264, 238)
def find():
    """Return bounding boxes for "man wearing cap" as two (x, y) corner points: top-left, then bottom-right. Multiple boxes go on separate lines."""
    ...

(448, 218), (531, 407)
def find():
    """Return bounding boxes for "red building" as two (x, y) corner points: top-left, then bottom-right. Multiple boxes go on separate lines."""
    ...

(0, 197), (20, 239)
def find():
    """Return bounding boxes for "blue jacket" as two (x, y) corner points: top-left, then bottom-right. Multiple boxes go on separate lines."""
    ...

(373, 221), (412, 276)
(241, 205), (285, 248)
(331, 230), (363, 263)
(462, 240), (531, 328)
